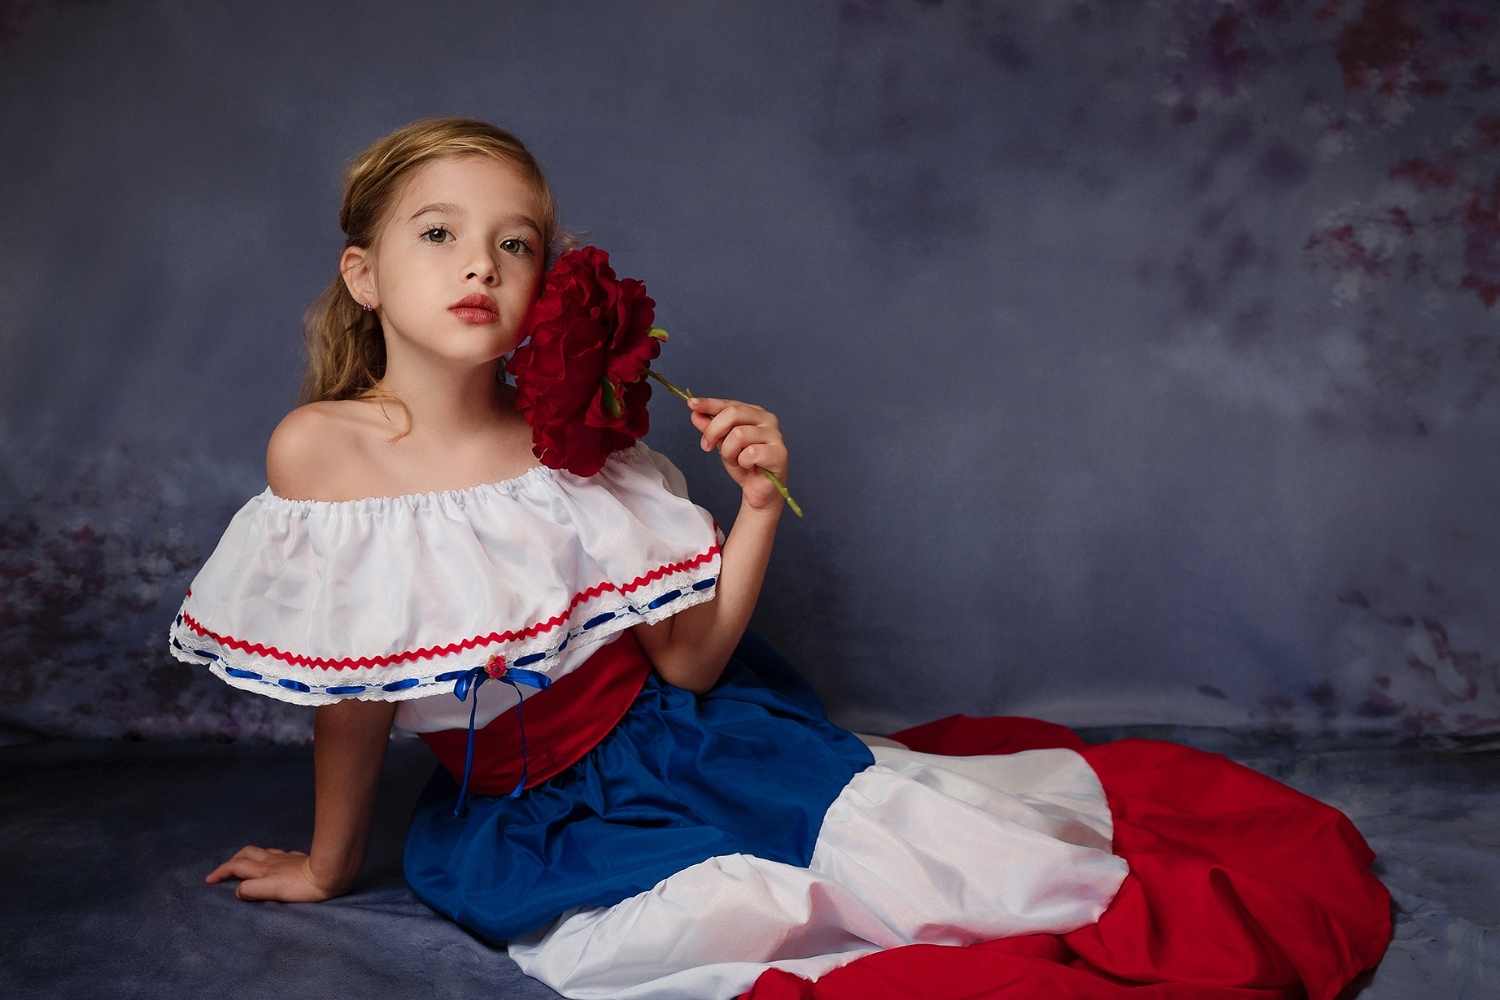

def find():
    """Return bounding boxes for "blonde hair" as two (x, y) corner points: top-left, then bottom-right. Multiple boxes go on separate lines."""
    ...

(297, 116), (586, 440)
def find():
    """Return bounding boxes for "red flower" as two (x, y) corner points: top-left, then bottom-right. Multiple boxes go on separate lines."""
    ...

(507, 246), (662, 477)
(485, 653), (508, 680)
(506, 244), (804, 517)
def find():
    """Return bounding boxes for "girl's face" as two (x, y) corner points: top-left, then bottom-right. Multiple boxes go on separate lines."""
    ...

(354, 154), (547, 368)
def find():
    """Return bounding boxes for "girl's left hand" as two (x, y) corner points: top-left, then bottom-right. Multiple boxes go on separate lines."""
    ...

(204, 845), (347, 903)
(688, 397), (790, 513)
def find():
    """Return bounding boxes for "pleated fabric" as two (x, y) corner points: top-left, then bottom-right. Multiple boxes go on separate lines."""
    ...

(167, 439), (724, 720)
(507, 741), (1129, 999)
(403, 631), (1392, 1000)
(401, 629), (876, 943)
(736, 716), (1394, 1000)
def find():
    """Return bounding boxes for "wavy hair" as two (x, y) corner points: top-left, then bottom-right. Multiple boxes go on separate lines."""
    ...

(297, 116), (585, 440)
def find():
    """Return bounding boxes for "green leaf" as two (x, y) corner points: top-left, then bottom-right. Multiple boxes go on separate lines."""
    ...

(600, 376), (622, 419)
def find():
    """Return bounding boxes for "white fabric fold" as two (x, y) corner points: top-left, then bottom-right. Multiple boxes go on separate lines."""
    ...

(166, 440), (724, 731)
(506, 742), (1129, 1000)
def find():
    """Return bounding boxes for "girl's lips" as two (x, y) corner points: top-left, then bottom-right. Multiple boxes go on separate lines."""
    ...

(450, 306), (500, 324)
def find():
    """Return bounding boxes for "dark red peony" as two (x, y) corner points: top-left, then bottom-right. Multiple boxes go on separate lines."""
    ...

(506, 244), (803, 517)
(506, 246), (663, 477)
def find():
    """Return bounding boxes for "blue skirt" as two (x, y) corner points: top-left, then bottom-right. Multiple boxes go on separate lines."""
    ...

(401, 630), (876, 944)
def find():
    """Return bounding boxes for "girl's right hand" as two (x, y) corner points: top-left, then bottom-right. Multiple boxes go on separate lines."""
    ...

(204, 845), (348, 902)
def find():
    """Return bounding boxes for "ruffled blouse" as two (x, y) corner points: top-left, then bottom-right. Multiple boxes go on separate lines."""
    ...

(167, 440), (724, 737)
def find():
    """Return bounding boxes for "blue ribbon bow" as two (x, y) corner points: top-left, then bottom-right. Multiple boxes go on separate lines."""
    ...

(449, 663), (551, 817)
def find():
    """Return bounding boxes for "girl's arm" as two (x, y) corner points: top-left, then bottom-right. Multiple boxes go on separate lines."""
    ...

(204, 698), (395, 902)
(308, 698), (397, 893)
(204, 413), (396, 902)
(653, 498), (782, 694)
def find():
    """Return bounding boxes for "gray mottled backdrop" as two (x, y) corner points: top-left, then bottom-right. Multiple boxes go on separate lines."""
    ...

(1, 0), (1497, 745)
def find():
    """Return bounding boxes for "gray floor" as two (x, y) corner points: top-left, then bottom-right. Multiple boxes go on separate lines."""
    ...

(2, 726), (1495, 1000)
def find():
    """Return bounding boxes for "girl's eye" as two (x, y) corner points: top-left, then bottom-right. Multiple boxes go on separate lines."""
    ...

(419, 226), (533, 256)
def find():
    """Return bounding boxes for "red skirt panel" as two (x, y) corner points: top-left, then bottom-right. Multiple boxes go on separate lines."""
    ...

(741, 715), (1393, 1000)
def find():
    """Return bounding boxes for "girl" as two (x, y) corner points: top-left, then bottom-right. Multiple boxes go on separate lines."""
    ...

(173, 117), (1390, 999)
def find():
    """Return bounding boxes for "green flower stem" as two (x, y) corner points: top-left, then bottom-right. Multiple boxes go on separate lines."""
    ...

(645, 368), (805, 519)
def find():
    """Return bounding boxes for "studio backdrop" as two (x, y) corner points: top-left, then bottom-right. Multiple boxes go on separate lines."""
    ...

(1, 0), (1496, 745)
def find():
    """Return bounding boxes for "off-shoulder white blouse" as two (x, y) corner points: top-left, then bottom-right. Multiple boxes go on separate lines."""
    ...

(167, 440), (724, 735)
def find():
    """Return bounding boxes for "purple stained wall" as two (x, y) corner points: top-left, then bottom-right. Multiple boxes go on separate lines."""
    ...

(0, 0), (1497, 745)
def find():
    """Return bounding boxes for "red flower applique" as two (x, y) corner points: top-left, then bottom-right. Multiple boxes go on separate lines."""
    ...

(485, 653), (508, 680)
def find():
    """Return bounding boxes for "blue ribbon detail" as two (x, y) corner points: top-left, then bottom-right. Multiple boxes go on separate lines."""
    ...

(447, 664), (551, 817)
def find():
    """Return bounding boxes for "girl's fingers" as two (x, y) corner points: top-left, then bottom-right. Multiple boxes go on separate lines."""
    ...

(205, 844), (275, 882)
(740, 441), (788, 473)
(688, 400), (787, 481)
(205, 858), (262, 884)
(714, 424), (772, 458)
(700, 405), (771, 452)
(739, 443), (781, 469)
(236, 877), (269, 901)
(698, 402), (744, 440)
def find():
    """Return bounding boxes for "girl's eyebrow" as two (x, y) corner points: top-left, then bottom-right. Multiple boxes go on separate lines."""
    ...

(408, 202), (540, 233)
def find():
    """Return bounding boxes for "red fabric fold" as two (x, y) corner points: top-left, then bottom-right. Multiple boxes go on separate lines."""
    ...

(739, 714), (1392, 1000)
(418, 630), (651, 794)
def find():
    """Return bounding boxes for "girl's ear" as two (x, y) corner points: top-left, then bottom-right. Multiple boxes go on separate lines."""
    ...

(340, 245), (376, 308)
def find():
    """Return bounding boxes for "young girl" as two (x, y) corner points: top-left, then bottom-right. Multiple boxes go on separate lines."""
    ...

(174, 117), (1391, 999)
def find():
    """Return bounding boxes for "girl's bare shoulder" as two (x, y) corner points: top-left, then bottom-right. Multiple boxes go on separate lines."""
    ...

(265, 397), (539, 502)
(264, 400), (379, 502)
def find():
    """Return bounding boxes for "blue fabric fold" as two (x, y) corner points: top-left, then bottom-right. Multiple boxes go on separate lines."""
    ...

(402, 629), (875, 943)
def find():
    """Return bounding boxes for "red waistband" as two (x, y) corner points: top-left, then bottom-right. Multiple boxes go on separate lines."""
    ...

(417, 629), (652, 795)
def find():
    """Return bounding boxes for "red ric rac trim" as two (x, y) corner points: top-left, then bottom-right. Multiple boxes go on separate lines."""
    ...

(180, 541), (720, 672)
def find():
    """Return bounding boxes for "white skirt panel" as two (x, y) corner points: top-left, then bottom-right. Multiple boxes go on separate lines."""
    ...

(505, 741), (1130, 1000)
